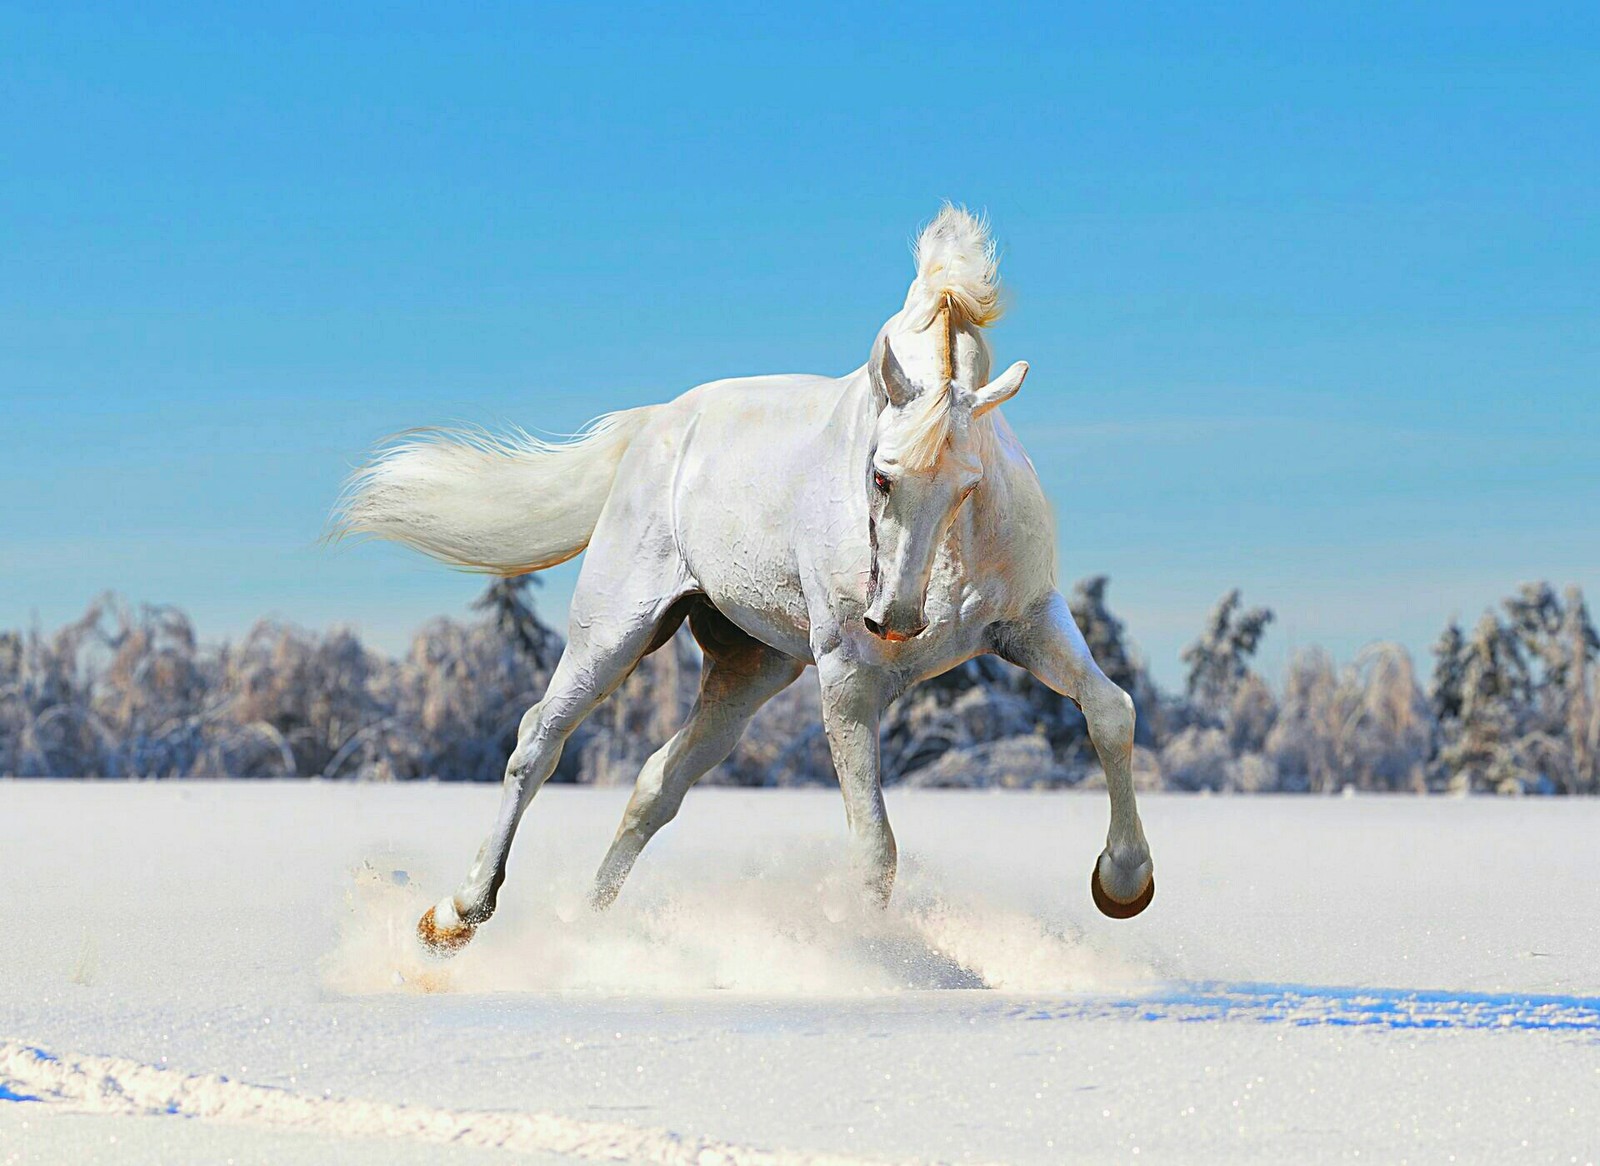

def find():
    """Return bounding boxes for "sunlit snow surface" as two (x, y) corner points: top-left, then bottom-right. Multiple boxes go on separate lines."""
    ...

(2, 783), (1598, 1165)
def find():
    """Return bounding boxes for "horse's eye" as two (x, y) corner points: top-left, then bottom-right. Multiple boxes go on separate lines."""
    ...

(872, 470), (891, 495)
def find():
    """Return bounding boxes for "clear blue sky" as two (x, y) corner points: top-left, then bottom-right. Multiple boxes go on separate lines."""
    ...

(3, 2), (1595, 686)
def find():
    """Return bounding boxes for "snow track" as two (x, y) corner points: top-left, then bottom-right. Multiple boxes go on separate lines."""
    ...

(1018, 981), (1600, 1032)
(0, 1041), (919, 1166)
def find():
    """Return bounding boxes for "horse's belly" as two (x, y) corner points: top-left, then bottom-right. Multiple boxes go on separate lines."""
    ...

(709, 593), (814, 661)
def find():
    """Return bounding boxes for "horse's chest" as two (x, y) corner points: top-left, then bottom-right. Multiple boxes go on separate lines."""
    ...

(899, 575), (994, 670)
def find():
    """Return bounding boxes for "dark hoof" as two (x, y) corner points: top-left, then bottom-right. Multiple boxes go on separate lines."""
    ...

(417, 905), (476, 956)
(1091, 863), (1154, 919)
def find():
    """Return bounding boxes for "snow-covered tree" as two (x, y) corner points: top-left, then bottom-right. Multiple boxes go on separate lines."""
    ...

(1429, 621), (1467, 725)
(1436, 611), (1535, 793)
(1426, 587), (1600, 794)
(1560, 587), (1600, 794)
(1497, 583), (1599, 794)
(1265, 644), (1429, 793)
(9, 578), (1600, 796)
(471, 575), (562, 676)
(1181, 590), (1274, 718)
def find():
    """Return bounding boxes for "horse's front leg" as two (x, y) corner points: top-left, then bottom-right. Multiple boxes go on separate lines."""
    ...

(817, 652), (897, 905)
(993, 590), (1154, 918)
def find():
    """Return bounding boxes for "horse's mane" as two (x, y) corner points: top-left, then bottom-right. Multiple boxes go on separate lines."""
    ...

(902, 204), (1003, 331)
(882, 205), (1004, 469)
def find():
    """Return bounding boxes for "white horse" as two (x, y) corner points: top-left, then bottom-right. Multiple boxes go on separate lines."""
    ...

(335, 206), (1154, 955)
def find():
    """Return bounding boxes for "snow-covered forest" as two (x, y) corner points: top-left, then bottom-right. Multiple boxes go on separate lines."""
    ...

(3, 579), (1595, 794)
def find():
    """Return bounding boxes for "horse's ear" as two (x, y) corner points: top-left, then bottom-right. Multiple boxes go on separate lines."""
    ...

(964, 360), (1028, 417)
(873, 336), (915, 408)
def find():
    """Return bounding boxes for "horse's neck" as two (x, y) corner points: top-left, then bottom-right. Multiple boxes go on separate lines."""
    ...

(964, 412), (1058, 599)
(826, 367), (881, 472)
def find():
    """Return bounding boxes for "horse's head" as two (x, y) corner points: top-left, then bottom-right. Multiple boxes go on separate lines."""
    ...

(861, 207), (1027, 641)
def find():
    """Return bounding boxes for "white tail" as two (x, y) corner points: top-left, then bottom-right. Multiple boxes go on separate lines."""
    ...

(331, 409), (654, 576)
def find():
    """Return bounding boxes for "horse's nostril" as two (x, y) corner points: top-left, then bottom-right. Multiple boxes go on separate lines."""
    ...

(865, 615), (925, 642)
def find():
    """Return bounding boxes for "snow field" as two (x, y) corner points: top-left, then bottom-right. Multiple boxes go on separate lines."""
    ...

(2, 782), (1598, 1164)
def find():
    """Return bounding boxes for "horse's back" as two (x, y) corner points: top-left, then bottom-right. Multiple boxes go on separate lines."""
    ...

(675, 372), (849, 428)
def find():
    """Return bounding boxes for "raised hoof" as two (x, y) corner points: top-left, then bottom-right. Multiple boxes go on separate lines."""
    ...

(1091, 863), (1154, 920)
(417, 905), (476, 956)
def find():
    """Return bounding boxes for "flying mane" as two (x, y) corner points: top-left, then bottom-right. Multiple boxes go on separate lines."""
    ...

(902, 204), (1004, 332)
(887, 205), (1005, 469)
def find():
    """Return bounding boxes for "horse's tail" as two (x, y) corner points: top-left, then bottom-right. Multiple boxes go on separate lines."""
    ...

(330, 408), (655, 576)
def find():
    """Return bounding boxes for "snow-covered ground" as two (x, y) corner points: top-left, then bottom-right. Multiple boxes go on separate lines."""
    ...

(2, 782), (1597, 1164)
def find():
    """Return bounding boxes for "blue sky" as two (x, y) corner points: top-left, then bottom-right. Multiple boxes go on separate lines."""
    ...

(3, 2), (1595, 686)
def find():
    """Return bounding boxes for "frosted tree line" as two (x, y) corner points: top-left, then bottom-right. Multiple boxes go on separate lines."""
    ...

(2, 579), (1595, 794)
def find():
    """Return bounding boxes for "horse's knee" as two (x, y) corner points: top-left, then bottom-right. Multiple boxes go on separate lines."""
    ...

(1085, 677), (1135, 746)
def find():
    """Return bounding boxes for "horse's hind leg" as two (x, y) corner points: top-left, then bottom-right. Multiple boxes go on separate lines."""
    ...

(418, 590), (693, 955)
(591, 604), (803, 909)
